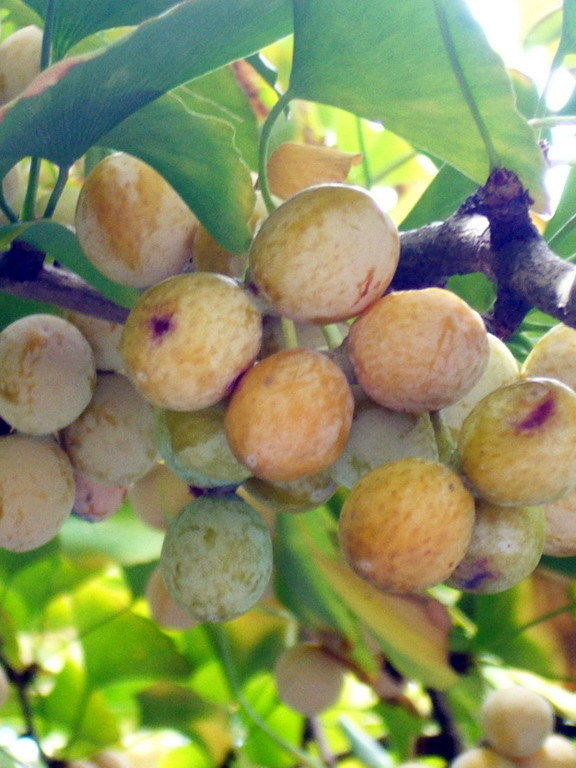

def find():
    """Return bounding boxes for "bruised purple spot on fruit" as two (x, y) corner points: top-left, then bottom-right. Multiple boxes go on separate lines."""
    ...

(150, 314), (174, 342)
(514, 395), (555, 432)
(462, 569), (493, 590)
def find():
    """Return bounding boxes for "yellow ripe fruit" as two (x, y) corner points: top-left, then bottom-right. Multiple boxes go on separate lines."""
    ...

(121, 272), (262, 411)
(481, 686), (554, 758)
(450, 748), (516, 768)
(0, 26), (42, 104)
(0, 435), (75, 552)
(75, 152), (197, 288)
(275, 642), (345, 716)
(65, 311), (125, 373)
(225, 348), (354, 482)
(61, 373), (157, 486)
(348, 287), (489, 412)
(339, 458), (475, 592)
(0, 314), (96, 435)
(441, 333), (520, 439)
(521, 323), (576, 391)
(249, 184), (399, 323)
(457, 378), (576, 506)
(515, 734), (576, 768)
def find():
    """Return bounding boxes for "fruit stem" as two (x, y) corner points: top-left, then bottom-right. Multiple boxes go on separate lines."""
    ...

(355, 117), (373, 188)
(204, 624), (326, 768)
(321, 324), (344, 350)
(429, 410), (456, 465)
(258, 90), (292, 214)
(281, 317), (299, 349)
(42, 165), (69, 219)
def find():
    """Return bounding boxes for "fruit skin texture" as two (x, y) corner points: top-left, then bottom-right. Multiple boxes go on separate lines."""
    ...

(0, 25), (43, 104)
(129, 462), (193, 530)
(0, 434), (75, 552)
(242, 471), (336, 514)
(160, 496), (273, 623)
(249, 183), (399, 323)
(339, 458), (475, 593)
(121, 272), (262, 411)
(515, 734), (576, 768)
(155, 403), (251, 487)
(66, 311), (125, 373)
(481, 686), (554, 759)
(446, 501), (545, 594)
(75, 152), (197, 288)
(542, 486), (576, 557)
(441, 333), (520, 439)
(457, 378), (576, 506)
(225, 348), (354, 482)
(347, 288), (489, 412)
(521, 323), (576, 391)
(61, 373), (157, 486)
(329, 396), (438, 489)
(274, 642), (345, 716)
(0, 313), (96, 435)
(72, 474), (128, 522)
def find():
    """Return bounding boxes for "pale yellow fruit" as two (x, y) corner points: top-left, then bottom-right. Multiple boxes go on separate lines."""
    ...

(0, 25), (42, 104)
(129, 462), (193, 530)
(160, 496), (273, 623)
(542, 486), (576, 557)
(65, 311), (124, 372)
(515, 734), (576, 768)
(249, 184), (399, 323)
(0, 434), (75, 552)
(0, 314), (96, 435)
(75, 152), (197, 288)
(225, 348), (354, 482)
(450, 747), (516, 768)
(481, 686), (554, 758)
(120, 272), (262, 410)
(339, 458), (475, 592)
(458, 378), (576, 506)
(522, 323), (576, 391)
(61, 373), (157, 485)
(348, 288), (489, 412)
(275, 642), (345, 716)
(145, 565), (196, 630)
(441, 333), (520, 439)
(330, 397), (438, 489)
(91, 752), (131, 768)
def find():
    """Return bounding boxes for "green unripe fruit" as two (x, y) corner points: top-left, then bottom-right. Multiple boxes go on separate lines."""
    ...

(155, 404), (250, 487)
(160, 496), (273, 622)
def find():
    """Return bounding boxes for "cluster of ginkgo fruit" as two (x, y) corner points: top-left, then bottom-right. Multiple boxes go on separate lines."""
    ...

(3, 141), (576, 626)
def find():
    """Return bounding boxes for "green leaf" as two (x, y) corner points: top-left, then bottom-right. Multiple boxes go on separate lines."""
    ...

(24, 0), (182, 59)
(544, 165), (576, 256)
(289, 0), (546, 209)
(158, 743), (215, 768)
(81, 610), (191, 686)
(0, 0), (291, 175)
(556, 0), (576, 62)
(137, 682), (215, 734)
(400, 164), (478, 230)
(99, 91), (255, 252)
(447, 273), (496, 314)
